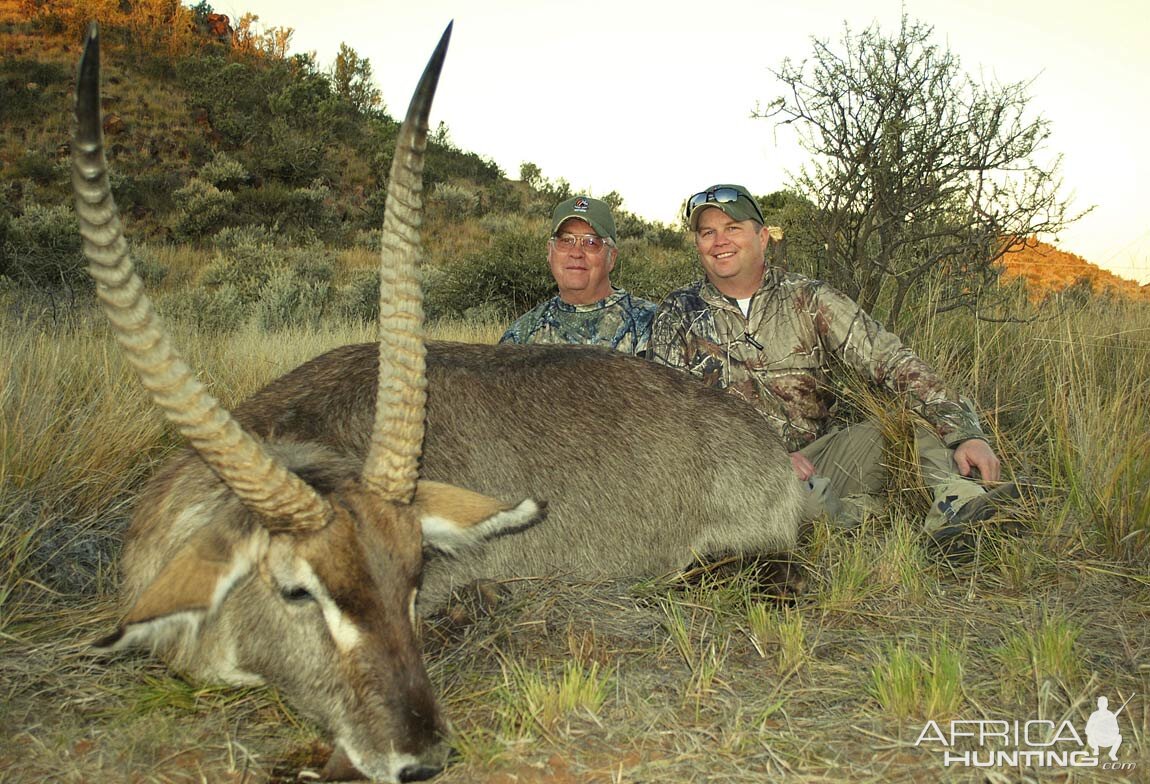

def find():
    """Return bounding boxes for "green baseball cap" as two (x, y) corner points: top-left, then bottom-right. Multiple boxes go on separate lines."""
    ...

(551, 196), (617, 244)
(685, 184), (766, 230)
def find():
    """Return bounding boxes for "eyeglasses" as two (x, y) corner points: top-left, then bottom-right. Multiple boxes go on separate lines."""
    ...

(551, 233), (610, 254)
(685, 187), (765, 224)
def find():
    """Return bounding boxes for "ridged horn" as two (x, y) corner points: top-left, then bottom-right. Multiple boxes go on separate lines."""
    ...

(361, 22), (452, 504)
(71, 23), (331, 531)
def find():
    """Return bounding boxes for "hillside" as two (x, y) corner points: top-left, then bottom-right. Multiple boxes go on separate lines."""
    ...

(3, 0), (1144, 316)
(0, 1), (697, 319)
(999, 237), (1150, 301)
(0, 0), (516, 242)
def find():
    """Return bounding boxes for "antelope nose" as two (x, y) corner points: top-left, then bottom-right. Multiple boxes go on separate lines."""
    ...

(398, 762), (443, 782)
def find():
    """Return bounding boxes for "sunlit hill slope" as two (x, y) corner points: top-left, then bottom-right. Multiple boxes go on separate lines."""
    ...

(1000, 238), (1150, 301)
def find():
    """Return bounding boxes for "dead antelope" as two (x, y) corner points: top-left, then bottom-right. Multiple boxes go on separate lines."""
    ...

(76, 21), (802, 784)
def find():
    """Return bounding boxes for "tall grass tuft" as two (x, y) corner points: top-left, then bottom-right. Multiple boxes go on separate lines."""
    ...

(869, 635), (965, 720)
(993, 611), (1084, 700)
(922, 637), (965, 719)
(1039, 307), (1150, 559)
(1, 319), (166, 516)
(427, 318), (504, 345)
(499, 659), (614, 734)
(746, 604), (807, 673)
(906, 296), (1150, 562)
(658, 594), (732, 700)
(659, 595), (698, 669)
(869, 643), (923, 719)
(814, 530), (876, 611)
(872, 517), (933, 601)
(1094, 439), (1150, 561)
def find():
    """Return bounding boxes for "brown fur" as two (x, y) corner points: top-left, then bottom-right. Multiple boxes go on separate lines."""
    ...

(232, 340), (804, 608)
(79, 21), (800, 781)
(109, 341), (802, 781)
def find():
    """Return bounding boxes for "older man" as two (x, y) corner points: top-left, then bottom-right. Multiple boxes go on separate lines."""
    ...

(500, 196), (656, 355)
(650, 184), (1018, 545)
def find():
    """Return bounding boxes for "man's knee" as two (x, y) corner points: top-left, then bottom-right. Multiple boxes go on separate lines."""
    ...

(828, 420), (888, 491)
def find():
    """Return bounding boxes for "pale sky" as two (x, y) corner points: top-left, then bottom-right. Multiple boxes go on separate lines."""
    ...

(223, 0), (1149, 284)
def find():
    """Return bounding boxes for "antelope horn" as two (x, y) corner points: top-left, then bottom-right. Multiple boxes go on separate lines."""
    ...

(362, 22), (451, 504)
(72, 24), (330, 531)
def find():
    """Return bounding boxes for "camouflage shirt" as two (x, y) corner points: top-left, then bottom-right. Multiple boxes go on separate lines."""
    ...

(649, 269), (985, 452)
(499, 288), (657, 356)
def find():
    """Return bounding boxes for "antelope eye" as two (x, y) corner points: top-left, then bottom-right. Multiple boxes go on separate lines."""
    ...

(281, 586), (314, 603)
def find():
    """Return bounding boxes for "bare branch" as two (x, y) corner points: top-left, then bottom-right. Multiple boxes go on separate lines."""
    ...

(758, 13), (1085, 324)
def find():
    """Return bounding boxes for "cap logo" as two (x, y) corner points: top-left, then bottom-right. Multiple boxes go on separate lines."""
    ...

(573, 197), (589, 212)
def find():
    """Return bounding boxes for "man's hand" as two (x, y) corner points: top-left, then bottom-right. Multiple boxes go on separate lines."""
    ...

(954, 438), (1001, 483)
(789, 451), (816, 482)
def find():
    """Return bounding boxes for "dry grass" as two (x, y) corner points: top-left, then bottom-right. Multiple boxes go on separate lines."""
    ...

(1, 319), (164, 513)
(868, 634), (965, 720)
(2, 289), (1149, 782)
(745, 604), (809, 674)
(428, 317), (504, 345)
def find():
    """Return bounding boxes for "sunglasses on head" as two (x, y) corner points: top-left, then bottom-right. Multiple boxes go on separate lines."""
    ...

(685, 187), (765, 224)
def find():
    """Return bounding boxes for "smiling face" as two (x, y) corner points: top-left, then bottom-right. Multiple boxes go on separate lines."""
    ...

(547, 218), (618, 305)
(693, 206), (770, 299)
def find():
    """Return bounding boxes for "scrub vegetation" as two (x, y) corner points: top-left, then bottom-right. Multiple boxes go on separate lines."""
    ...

(2, 1), (1147, 781)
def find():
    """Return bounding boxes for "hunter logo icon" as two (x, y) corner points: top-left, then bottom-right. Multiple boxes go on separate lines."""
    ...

(573, 197), (590, 212)
(1085, 695), (1128, 761)
(913, 691), (1138, 770)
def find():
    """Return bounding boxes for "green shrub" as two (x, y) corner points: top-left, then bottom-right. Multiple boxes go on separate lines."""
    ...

(614, 209), (684, 250)
(212, 224), (280, 250)
(251, 118), (331, 186)
(198, 152), (249, 190)
(333, 269), (380, 323)
(171, 178), (236, 240)
(758, 190), (823, 278)
(423, 129), (502, 187)
(9, 151), (60, 185)
(175, 56), (288, 148)
(129, 245), (170, 288)
(430, 182), (480, 221)
(173, 52), (337, 184)
(0, 59), (70, 123)
(426, 229), (553, 320)
(351, 229), (382, 253)
(477, 213), (531, 235)
(483, 180), (526, 214)
(361, 183), (390, 230)
(200, 233), (284, 301)
(197, 232), (340, 329)
(1, 204), (89, 290)
(161, 282), (248, 332)
(231, 180), (341, 242)
(267, 62), (334, 120)
(110, 171), (184, 216)
(613, 244), (699, 302)
(199, 252), (266, 301)
(255, 260), (334, 331)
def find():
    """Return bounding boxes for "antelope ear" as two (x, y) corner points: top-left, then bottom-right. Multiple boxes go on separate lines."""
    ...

(414, 480), (547, 555)
(94, 527), (261, 651)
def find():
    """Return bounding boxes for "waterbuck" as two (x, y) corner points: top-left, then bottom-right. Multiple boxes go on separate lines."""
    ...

(75, 22), (802, 783)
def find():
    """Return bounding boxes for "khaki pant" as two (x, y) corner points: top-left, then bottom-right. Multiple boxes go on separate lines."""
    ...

(797, 420), (987, 533)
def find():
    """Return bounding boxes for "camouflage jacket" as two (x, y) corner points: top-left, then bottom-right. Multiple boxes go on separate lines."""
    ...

(649, 269), (985, 452)
(499, 288), (657, 356)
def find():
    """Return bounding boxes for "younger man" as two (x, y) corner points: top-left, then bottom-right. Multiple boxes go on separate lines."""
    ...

(650, 184), (1017, 542)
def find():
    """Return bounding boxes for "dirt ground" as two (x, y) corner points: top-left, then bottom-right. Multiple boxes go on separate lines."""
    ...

(2, 532), (1147, 784)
